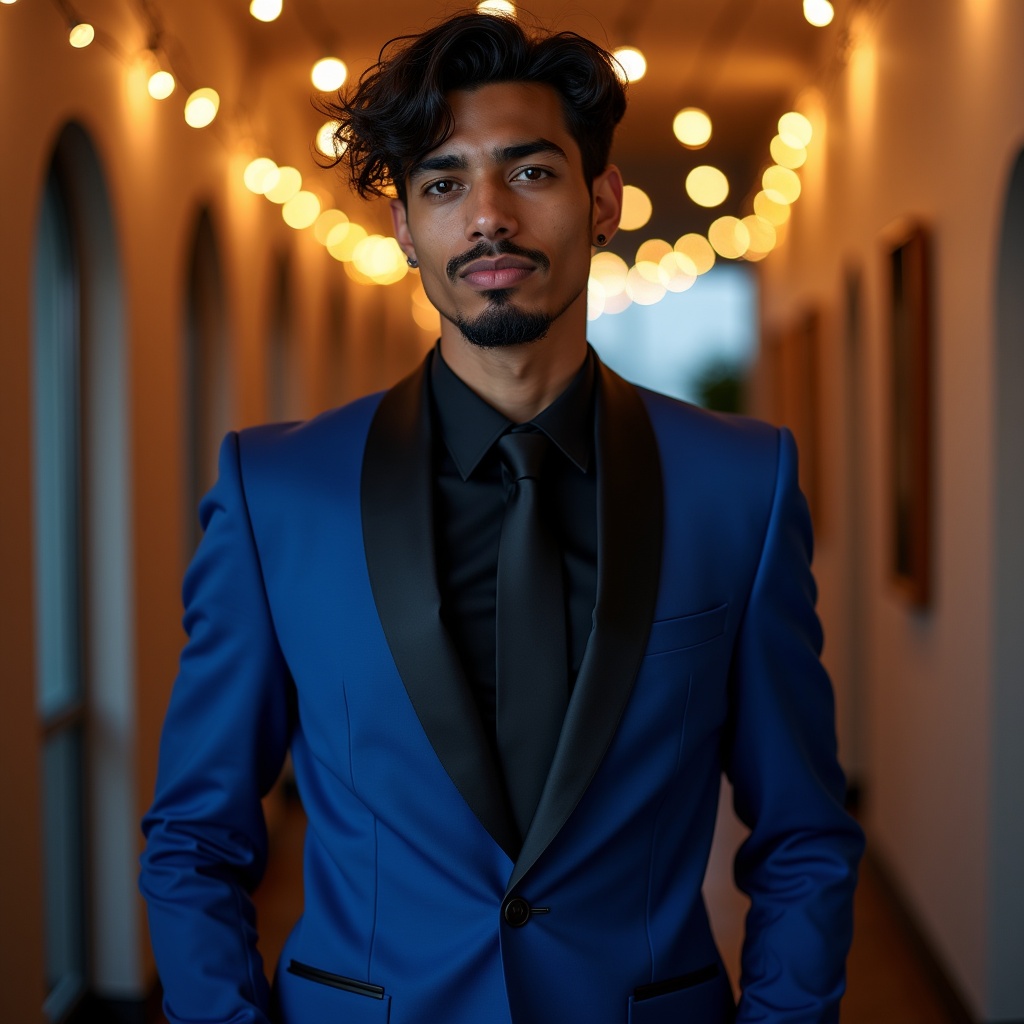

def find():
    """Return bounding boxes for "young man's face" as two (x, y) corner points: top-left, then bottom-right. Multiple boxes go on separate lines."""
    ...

(391, 81), (621, 350)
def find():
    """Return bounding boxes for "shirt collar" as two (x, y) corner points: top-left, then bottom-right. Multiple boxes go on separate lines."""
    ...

(429, 343), (595, 481)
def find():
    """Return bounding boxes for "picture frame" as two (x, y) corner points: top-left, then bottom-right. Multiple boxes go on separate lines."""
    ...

(884, 221), (932, 608)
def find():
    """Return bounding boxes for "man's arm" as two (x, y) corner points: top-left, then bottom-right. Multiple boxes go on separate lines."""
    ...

(725, 428), (865, 1023)
(140, 432), (293, 1024)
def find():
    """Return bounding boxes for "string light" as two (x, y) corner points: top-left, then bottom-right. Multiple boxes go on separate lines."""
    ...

(673, 108), (712, 149)
(762, 164), (802, 204)
(708, 216), (750, 259)
(779, 111), (813, 146)
(249, 0), (283, 23)
(311, 58), (347, 92)
(282, 191), (322, 230)
(148, 69), (175, 100)
(69, 23), (95, 48)
(803, 0), (835, 28)
(264, 166), (302, 204)
(184, 87), (220, 128)
(316, 120), (346, 159)
(685, 165), (729, 208)
(477, 0), (516, 16)
(619, 185), (653, 231)
(612, 47), (647, 83)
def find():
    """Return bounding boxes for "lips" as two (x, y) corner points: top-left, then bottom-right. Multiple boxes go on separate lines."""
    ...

(459, 256), (537, 290)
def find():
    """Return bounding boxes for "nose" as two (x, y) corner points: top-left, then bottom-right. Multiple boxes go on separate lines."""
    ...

(465, 179), (518, 242)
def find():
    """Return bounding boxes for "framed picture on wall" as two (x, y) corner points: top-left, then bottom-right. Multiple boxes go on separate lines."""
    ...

(884, 220), (932, 608)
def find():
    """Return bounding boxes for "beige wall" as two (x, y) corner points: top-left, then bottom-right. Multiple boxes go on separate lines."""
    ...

(755, 1), (1024, 1018)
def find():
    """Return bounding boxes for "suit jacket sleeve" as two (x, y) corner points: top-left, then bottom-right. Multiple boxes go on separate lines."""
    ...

(725, 428), (865, 1023)
(140, 431), (292, 1024)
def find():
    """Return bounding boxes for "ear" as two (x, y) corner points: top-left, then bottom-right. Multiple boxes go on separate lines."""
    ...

(390, 199), (418, 263)
(591, 165), (624, 246)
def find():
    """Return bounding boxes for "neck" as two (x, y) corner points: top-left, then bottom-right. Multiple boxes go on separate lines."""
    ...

(439, 305), (589, 423)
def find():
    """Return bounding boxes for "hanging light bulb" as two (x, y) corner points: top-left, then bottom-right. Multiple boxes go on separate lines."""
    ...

(612, 46), (647, 83)
(148, 69), (176, 100)
(673, 108), (712, 149)
(477, 0), (516, 16)
(69, 23), (95, 48)
(184, 88), (220, 129)
(250, 0), (283, 23)
(803, 0), (835, 27)
(311, 58), (347, 92)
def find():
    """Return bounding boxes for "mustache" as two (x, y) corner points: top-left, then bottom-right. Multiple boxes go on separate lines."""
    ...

(446, 240), (551, 283)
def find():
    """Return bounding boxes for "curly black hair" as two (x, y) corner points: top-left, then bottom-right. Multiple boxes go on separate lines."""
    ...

(317, 11), (627, 202)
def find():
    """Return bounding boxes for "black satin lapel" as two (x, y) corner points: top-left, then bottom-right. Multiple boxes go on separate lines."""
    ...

(509, 360), (664, 891)
(362, 360), (519, 859)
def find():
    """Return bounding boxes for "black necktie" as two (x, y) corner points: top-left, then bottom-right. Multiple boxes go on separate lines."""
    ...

(495, 428), (569, 841)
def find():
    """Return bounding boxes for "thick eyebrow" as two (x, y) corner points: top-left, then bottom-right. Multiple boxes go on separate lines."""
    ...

(494, 138), (568, 164)
(407, 138), (568, 183)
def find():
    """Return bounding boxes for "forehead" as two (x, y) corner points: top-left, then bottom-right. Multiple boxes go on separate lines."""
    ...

(435, 81), (578, 160)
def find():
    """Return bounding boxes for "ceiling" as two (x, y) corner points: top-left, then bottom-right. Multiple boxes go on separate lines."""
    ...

(181, 0), (833, 254)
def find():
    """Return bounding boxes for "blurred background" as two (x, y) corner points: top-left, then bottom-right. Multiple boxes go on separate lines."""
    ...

(2, 0), (1023, 1021)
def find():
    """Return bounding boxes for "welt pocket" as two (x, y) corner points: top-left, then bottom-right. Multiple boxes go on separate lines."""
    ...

(287, 959), (385, 999)
(645, 604), (728, 656)
(633, 963), (720, 1001)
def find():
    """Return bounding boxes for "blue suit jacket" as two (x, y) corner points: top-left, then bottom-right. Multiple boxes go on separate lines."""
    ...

(141, 353), (863, 1024)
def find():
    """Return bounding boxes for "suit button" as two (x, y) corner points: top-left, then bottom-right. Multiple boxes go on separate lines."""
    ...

(503, 897), (531, 927)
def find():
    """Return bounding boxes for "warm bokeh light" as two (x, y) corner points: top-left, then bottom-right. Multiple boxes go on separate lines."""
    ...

(265, 166), (302, 204)
(352, 235), (408, 284)
(778, 111), (813, 147)
(619, 185), (653, 231)
(69, 23), (95, 48)
(803, 0), (835, 27)
(316, 120), (346, 160)
(658, 252), (697, 293)
(587, 279), (607, 321)
(282, 191), (322, 230)
(672, 108), (712, 149)
(685, 165), (729, 208)
(612, 47), (647, 84)
(327, 221), (368, 262)
(311, 58), (347, 92)
(184, 88), (220, 129)
(673, 233), (716, 276)
(250, 0), (283, 22)
(590, 251), (629, 296)
(625, 264), (665, 305)
(708, 216), (751, 260)
(313, 208), (349, 245)
(770, 134), (807, 169)
(635, 238), (672, 265)
(741, 214), (777, 256)
(243, 157), (280, 195)
(412, 298), (442, 332)
(477, 0), (516, 15)
(762, 164), (802, 204)
(753, 190), (792, 226)
(147, 70), (175, 100)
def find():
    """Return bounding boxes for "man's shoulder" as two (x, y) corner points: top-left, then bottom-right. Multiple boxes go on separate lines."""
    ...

(632, 381), (778, 453)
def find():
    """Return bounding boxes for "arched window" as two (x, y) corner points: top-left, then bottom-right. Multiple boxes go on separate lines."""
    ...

(33, 150), (87, 1024)
(32, 123), (134, 1023)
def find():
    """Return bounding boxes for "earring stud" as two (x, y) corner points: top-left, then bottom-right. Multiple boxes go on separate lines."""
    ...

(407, 257), (419, 268)
(595, 234), (607, 246)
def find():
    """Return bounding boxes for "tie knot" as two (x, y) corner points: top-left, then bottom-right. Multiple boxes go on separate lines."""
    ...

(498, 430), (548, 482)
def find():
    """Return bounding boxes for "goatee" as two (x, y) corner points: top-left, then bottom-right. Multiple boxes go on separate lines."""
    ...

(452, 294), (553, 349)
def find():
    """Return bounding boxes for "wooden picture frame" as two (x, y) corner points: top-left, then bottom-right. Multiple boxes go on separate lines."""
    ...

(884, 221), (931, 608)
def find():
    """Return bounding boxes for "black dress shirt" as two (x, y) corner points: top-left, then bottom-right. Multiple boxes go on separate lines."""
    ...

(429, 345), (598, 750)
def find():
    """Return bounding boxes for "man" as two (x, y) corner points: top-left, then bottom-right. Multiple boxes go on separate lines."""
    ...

(141, 12), (863, 1024)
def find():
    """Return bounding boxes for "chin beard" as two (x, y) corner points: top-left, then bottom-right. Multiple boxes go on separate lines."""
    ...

(451, 292), (553, 349)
